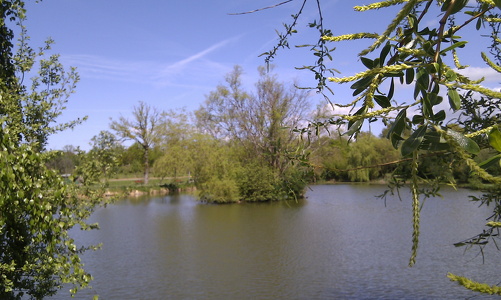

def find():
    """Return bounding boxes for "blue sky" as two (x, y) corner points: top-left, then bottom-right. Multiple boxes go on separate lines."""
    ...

(23, 0), (501, 150)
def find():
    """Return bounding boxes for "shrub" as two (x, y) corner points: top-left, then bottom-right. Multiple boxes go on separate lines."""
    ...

(199, 178), (240, 204)
(236, 163), (279, 202)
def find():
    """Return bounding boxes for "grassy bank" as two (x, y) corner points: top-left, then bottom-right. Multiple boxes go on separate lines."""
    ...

(105, 177), (195, 197)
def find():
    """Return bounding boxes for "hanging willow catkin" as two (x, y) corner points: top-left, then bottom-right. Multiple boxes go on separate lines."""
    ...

(359, 0), (419, 56)
(409, 150), (420, 267)
(448, 273), (501, 295)
(354, 0), (428, 12)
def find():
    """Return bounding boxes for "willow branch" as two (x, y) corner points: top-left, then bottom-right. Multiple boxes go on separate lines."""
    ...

(434, 0), (456, 63)
(228, 0), (294, 15)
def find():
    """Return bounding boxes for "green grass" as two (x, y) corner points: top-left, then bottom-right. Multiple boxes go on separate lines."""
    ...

(105, 177), (194, 193)
(107, 178), (166, 187)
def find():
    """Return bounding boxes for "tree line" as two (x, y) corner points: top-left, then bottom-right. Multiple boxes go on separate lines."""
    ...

(47, 65), (501, 204)
(49, 66), (313, 203)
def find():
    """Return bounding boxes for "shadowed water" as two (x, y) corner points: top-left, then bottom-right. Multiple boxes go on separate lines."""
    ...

(50, 184), (501, 299)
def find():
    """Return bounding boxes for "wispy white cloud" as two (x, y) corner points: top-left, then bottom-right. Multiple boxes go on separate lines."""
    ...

(153, 37), (239, 86)
(165, 39), (231, 71)
(62, 37), (239, 88)
(63, 54), (158, 83)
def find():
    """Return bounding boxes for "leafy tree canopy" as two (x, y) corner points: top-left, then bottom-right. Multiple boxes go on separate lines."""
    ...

(193, 66), (312, 202)
(0, 1), (108, 298)
(110, 101), (163, 184)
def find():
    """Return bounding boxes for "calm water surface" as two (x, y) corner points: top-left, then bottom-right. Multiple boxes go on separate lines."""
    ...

(51, 184), (500, 299)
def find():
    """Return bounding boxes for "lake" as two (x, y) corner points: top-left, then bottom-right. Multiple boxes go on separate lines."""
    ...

(50, 184), (501, 299)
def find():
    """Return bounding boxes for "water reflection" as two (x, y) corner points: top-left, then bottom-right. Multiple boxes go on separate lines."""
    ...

(50, 185), (500, 300)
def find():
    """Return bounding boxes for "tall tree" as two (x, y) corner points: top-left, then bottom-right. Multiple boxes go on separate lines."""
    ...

(196, 65), (311, 173)
(261, 0), (501, 295)
(195, 66), (312, 202)
(0, 1), (107, 298)
(87, 130), (122, 178)
(110, 101), (163, 184)
(153, 110), (194, 180)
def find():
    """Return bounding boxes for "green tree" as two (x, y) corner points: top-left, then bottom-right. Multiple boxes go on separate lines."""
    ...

(154, 144), (191, 180)
(110, 101), (163, 184)
(118, 142), (145, 175)
(346, 132), (400, 182)
(309, 132), (399, 182)
(309, 135), (350, 181)
(263, 0), (501, 295)
(87, 130), (122, 178)
(196, 66), (310, 171)
(45, 145), (81, 175)
(190, 134), (241, 203)
(153, 110), (194, 180)
(0, 1), (107, 298)
(195, 66), (312, 201)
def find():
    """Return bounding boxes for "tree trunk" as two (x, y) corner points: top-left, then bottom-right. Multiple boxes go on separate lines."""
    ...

(143, 146), (149, 185)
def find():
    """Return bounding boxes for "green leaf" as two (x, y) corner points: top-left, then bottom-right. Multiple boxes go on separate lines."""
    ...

(448, 88), (461, 111)
(440, 41), (468, 54)
(417, 68), (429, 90)
(353, 86), (366, 96)
(476, 18), (482, 30)
(388, 78), (395, 100)
(430, 62), (440, 73)
(421, 131), (450, 151)
(379, 43), (391, 65)
(388, 109), (407, 148)
(401, 125), (427, 156)
(360, 57), (373, 69)
(445, 69), (457, 82)
(422, 94), (433, 118)
(405, 68), (414, 85)
(374, 95), (391, 108)
(478, 154), (501, 170)
(489, 128), (501, 152)
(423, 41), (435, 55)
(407, 14), (417, 30)
(343, 119), (364, 137)
(350, 75), (374, 90)
(385, 71), (404, 77)
(431, 110), (446, 122)
(429, 92), (442, 106)
(447, 129), (480, 154)
(344, 106), (367, 136)
(493, 0), (501, 10)
(415, 68), (429, 98)
(441, 0), (468, 15)
(436, 95), (444, 106)
(412, 114), (424, 124)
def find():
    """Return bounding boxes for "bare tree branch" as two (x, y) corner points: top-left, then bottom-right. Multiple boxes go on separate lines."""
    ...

(228, 0), (294, 15)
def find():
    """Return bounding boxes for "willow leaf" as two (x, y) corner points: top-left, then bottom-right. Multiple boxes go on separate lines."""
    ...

(448, 88), (461, 111)
(478, 154), (501, 170)
(401, 125), (427, 156)
(489, 128), (501, 152)
(447, 129), (480, 154)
